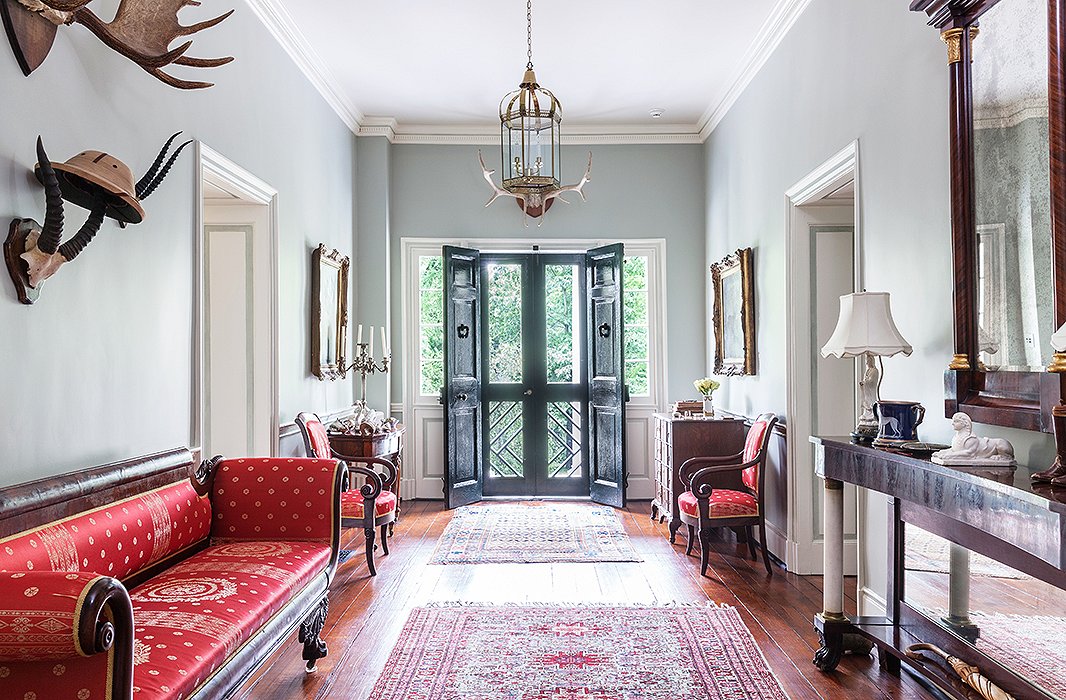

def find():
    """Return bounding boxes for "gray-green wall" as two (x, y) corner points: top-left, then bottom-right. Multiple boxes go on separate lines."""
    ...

(354, 142), (709, 403)
(703, 0), (1055, 607)
(0, 6), (357, 485)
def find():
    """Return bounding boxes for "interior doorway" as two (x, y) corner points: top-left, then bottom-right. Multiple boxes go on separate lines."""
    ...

(195, 144), (280, 459)
(784, 142), (862, 576)
(442, 244), (627, 508)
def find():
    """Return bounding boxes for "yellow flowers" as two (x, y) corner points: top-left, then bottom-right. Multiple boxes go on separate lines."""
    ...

(693, 377), (720, 396)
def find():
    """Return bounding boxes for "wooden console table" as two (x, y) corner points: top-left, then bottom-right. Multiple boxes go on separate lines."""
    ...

(328, 424), (406, 515)
(652, 413), (747, 542)
(811, 436), (1065, 699)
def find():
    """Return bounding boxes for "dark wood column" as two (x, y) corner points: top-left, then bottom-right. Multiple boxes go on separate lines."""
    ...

(943, 25), (978, 371)
(1050, 0), (1066, 330)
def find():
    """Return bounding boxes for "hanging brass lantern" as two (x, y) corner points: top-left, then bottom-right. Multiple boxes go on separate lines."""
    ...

(478, 0), (591, 223)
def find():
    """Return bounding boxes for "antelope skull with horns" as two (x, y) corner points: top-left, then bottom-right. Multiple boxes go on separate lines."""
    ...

(478, 150), (592, 227)
(4, 133), (190, 304)
(2, 0), (234, 89)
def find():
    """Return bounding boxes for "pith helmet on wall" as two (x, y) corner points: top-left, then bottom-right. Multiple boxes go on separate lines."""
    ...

(3, 132), (192, 304)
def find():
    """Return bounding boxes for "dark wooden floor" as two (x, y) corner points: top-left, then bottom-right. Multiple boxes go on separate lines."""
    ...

(236, 500), (933, 699)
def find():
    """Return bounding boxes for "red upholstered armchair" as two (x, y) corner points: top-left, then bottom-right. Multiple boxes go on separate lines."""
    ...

(295, 412), (397, 575)
(678, 412), (779, 577)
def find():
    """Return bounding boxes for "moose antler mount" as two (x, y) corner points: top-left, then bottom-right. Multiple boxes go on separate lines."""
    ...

(4, 133), (190, 304)
(0, 0), (233, 89)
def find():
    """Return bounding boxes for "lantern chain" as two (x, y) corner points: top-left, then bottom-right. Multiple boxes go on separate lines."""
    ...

(526, 0), (533, 70)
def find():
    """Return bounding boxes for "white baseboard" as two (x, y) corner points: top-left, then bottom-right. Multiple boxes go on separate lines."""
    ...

(764, 520), (789, 565)
(859, 586), (887, 617)
(784, 537), (858, 576)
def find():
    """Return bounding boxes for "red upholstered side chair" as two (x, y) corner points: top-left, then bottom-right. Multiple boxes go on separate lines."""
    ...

(677, 412), (779, 577)
(295, 412), (397, 575)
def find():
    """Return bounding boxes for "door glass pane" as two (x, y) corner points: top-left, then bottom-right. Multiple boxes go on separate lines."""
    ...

(623, 255), (650, 396)
(488, 401), (524, 478)
(547, 402), (583, 479)
(419, 255), (444, 396)
(487, 263), (523, 383)
(545, 264), (580, 383)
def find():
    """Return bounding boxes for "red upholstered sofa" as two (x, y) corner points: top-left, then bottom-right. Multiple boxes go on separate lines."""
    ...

(0, 448), (344, 700)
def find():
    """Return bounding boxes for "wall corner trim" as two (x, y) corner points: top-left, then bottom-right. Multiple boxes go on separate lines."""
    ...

(243, 0), (365, 134)
(697, 0), (814, 141)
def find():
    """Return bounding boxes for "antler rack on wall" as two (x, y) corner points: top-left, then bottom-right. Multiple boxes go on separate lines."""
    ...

(0, 0), (234, 89)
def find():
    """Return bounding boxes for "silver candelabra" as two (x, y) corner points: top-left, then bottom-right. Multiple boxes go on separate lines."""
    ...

(346, 342), (390, 408)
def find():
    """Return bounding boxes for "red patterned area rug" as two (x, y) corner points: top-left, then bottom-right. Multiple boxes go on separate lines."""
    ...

(430, 502), (641, 564)
(367, 603), (790, 699)
(971, 612), (1066, 697)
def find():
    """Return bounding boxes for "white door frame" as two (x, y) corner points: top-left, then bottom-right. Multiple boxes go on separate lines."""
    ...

(399, 237), (668, 501)
(783, 141), (863, 575)
(192, 143), (281, 459)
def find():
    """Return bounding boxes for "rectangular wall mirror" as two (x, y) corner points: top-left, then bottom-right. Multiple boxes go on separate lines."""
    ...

(311, 243), (349, 380)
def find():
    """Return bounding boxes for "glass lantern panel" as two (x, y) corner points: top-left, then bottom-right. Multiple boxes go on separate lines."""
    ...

(553, 120), (562, 183)
(527, 124), (548, 180)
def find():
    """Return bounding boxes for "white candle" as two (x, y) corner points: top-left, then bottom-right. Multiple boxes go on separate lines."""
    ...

(369, 325), (375, 356)
(380, 326), (387, 355)
(357, 324), (363, 346)
(386, 325), (391, 356)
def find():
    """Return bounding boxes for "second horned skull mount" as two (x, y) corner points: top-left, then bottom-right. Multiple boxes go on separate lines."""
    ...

(3, 133), (190, 304)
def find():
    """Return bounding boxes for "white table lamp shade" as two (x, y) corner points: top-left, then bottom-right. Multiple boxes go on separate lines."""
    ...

(821, 292), (913, 358)
(1053, 322), (1066, 352)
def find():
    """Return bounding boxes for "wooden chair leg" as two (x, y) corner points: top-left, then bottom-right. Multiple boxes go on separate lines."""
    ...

(380, 523), (390, 556)
(759, 520), (773, 576)
(685, 524), (695, 556)
(746, 525), (757, 561)
(365, 526), (377, 576)
(699, 524), (712, 577)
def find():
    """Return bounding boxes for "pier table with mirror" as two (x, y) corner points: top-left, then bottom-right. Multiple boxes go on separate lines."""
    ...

(812, 436), (1065, 700)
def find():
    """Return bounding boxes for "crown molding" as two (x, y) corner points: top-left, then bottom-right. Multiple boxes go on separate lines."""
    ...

(243, 0), (364, 133)
(698, 0), (813, 141)
(357, 118), (704, 145)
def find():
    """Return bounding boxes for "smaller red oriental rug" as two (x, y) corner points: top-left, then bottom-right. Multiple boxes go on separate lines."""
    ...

(368, 603), (790, 699)
(430, 502), (641, 564)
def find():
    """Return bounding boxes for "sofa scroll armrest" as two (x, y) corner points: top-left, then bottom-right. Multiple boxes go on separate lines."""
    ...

(209, 457), (345, 545)
(0, 572), (133, 663)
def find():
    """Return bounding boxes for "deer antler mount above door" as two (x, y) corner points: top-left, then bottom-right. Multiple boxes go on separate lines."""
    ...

(0, 0), (234, 89)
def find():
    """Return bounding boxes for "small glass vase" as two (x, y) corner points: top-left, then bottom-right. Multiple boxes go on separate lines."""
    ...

(702, 396), (715, 418)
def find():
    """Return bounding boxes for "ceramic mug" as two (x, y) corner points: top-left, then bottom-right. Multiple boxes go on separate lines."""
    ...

(873, 401), (925, 445)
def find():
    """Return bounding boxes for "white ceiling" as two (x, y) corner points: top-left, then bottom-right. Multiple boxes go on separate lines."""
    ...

(271, 0), (794, 137)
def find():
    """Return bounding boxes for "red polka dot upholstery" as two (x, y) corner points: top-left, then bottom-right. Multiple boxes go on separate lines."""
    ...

(210, 458), (342, 542)
(0, 480), (212, 580)
(127, 541), (330, 699)
(0, 652), (109, 699)
(678, 489), (759, 519)
(0, 571), (106, 661)
(341, 490), (397, 520)
(741, 418), (772, 495)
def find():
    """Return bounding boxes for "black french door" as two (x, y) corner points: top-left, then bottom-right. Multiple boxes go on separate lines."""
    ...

(443, 245), (626, 506)
(481, 253), (588, 497)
